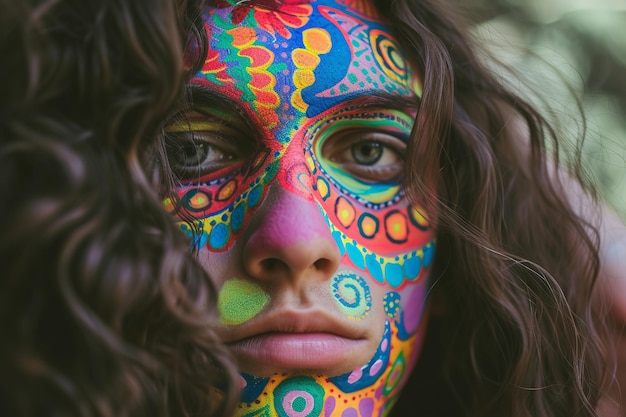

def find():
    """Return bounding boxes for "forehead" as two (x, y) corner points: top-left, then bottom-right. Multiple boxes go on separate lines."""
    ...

(193, 0), (420, 122)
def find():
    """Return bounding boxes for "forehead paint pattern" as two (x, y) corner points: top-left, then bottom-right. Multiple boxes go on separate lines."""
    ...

(166, 4), (431, 287)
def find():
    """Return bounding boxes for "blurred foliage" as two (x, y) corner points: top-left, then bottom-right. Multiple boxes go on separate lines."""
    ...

(451, 0), (626, 219)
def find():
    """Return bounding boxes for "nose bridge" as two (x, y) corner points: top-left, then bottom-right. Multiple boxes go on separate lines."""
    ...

(242, 179), (341, 284)
(274, 129), (317, 202)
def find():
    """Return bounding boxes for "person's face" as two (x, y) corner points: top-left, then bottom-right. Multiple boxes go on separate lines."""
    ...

(165, 0), (435, 415)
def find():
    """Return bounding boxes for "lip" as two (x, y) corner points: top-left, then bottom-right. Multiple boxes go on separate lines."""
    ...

(229, 332), (368, 372)
(221, 310), (370, 374)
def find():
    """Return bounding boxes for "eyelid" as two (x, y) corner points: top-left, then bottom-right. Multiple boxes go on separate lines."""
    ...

(164, 106), (242, 132)
(323, 131), (408, 156)
(165, 121), (224, 134)
(164, 115), (247, 148)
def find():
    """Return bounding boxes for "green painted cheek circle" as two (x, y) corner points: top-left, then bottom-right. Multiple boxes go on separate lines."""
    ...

(218, 279), (270, 325)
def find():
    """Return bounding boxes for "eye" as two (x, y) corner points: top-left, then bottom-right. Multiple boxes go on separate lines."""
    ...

(351, 141), (383, 165)
(165, 132), (241, 180)
(323, 132), (405, 182)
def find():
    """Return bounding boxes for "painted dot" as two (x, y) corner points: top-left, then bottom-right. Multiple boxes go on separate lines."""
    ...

(358, 213), (379, 238)
(424, 242), (435, 268)
(385, 262), (405, 288)
(293, 49), (320, 69)
(403, 255), (421, 280)
(209, 222), (230, 250)
(231, 203), (246, 232)
(247, 185), (263, 208)
(274, 377), (324, 417)
(324, 396), (336, 417)
(381, 338), (388, 352)
(303, 28), (332, 54)
(262, 160), (279, 184)
(162, 196), (176, 213)
(216, 179), (237, 201)
(218, 279), (269, 325)
(384, 210), (408, 243)
(383, 292), (401, 318)
(342, 409), (358, 417)
(358, 398), (375, 417)
(409, 205), (429, 230)
(365, 254), (383, 283)
(346, 243), (365, 270)
(183, 189), (212, 212)
(347, 367), (362, 384)
(332, 231), (346, 255)
(369, 359), (383, 376)
(316, 177), (330, 200)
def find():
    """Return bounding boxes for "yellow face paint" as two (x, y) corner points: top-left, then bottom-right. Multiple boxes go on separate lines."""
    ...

(218, 279), (270, 325)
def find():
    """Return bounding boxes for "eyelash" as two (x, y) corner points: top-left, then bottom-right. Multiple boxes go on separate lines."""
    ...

(164, 120), (252, 182)
(320, 131), (407, 183)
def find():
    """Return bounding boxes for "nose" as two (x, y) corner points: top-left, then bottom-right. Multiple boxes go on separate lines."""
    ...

(242, 188), (341, 285)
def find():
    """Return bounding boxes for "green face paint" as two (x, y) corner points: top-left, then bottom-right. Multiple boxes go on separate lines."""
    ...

(218, 279), (270, 325)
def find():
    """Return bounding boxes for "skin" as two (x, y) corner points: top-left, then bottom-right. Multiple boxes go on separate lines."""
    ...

(165, 1), (434, 415)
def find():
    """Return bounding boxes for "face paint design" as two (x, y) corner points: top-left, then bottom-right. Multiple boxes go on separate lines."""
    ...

(165, 0), (435, 416)
(218, 279), (270, 325)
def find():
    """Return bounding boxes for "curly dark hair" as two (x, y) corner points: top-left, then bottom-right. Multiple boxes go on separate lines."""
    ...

(0, 0), (238, 416)
(367, 1), (609, 416)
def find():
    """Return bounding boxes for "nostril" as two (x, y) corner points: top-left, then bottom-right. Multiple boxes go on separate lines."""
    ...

(260, 258), (282, 272)
(313, 258), (333, 273)
(257, 257), (335, 277)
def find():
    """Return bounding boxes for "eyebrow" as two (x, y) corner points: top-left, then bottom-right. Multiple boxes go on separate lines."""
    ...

(336, 91), (420, 113)
(182, 83), (255, 127)
(185, 83), (419, 124)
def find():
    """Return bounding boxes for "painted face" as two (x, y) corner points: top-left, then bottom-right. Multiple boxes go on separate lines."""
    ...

(164, 0), (435, 416)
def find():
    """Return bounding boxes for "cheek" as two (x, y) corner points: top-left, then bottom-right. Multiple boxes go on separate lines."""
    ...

(163, 145), (282, 253)
(387, 280), (429, 337)
(331, 273), (373, 322)
(218, 279), (270, 325)
(381, 281), (430, 394)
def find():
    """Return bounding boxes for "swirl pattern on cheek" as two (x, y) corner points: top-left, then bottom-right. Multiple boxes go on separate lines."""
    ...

(331, 273), (372, 321)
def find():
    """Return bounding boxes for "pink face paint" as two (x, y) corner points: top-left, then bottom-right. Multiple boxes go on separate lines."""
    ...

(165, 1), (435, 415)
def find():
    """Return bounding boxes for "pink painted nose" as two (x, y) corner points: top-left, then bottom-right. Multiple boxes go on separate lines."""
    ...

(242, 188), (341, 284)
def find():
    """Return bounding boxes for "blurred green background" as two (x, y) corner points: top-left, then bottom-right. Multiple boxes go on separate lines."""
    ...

(454, 0), (626, 220)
